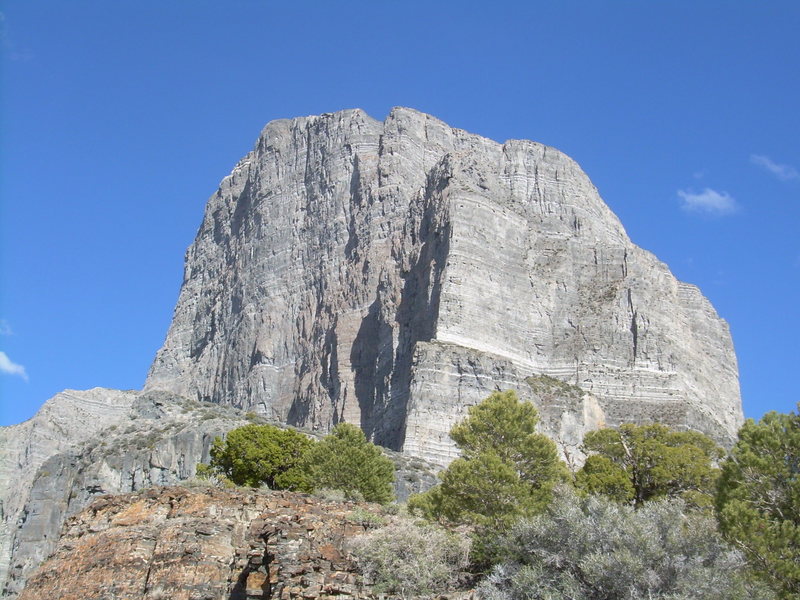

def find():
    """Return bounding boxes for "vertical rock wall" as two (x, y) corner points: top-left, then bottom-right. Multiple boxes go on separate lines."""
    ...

(145, 107), (742, 464)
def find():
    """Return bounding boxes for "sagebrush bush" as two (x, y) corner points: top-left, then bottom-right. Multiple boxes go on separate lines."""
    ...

(478, 487), (775, 600)
(347, 507), (387, 530)
(349, 520), (470, 597)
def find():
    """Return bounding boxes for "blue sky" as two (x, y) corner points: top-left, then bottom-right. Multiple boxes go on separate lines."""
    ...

(1, 1), (798, 426)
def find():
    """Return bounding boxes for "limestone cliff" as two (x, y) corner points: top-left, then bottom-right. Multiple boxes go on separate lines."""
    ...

(2, 107), (744, 597)
(146, 107), (742, 465)
(18, 486), (384, 600)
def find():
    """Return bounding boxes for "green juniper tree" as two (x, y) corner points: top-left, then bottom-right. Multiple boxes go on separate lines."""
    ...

(409, 390), (566, 531)
(304, 422), (395, 503)
(207, 423), (314, 490)
(576, 423), (723, 508)
(716, 405), (800, 599)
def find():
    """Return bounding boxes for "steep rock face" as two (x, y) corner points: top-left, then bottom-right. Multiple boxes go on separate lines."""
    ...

(0, 388), (137, 595)
(18, 486), (379, 600)
(146, 107), (742, 464)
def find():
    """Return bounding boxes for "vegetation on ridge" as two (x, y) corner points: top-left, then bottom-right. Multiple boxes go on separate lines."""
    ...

(479, 486), (775, 600)
(716, 405), (800, 599)
(199, 390), (798, 598)
(201, 421), (395, 503)
(408, 391), (565, 529)
(576, 422), (723, 508)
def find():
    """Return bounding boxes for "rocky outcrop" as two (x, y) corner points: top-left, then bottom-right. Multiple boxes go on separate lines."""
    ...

(0, 388), (137, 595)
(18, 486), (381, 600)
(0, 390), (251, 597)
(1, 390), (436, 597)
(145, 107), (742, 464)
(2, 107), (745, 597)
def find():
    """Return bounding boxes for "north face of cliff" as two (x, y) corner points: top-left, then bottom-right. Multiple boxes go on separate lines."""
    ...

(145, 107), (743, 465)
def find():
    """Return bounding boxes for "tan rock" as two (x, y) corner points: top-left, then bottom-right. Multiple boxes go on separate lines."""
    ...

(19, 487), (377, 600)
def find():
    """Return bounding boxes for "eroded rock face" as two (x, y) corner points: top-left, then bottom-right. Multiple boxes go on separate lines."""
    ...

(2, 106), (745, 598)
(18, 486), (378, 600)
(145, 107), (743, 464)
(0, 390), (253, 597)
(1, 390), (436, 598)
(0, 388), (138, 595)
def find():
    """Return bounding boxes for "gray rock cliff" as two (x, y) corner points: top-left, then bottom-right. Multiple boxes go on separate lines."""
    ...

(0, 388), (137, 594)
(145, 107), (742, 465)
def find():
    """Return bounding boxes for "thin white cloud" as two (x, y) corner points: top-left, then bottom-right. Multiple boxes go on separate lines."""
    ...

(0, 320), (11, 336)
(0, 351), (28, 381)
(0, 12), (33, 61)
(750, 154), (799, 181)
(0, 11), (8, 44)
(677, 188), (738, 216)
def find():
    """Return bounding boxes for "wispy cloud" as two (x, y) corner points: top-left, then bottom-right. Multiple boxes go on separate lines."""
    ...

(0, 11), (8, 44)
(0, 320), (11, 336)
(0, 12), (33, 61)
(677, 188), (738, 216)
(0, 351), (28, 381)
(750, 154), (799, 181)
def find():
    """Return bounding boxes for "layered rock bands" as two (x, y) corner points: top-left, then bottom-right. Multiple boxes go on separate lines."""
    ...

(1, 108), (744, 597)
(145, 107), (742, 465)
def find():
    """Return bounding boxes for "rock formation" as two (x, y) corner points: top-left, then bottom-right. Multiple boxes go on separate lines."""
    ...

(0, 388), (137, 593)
(146, 107), (742, 465)
(1, 107), (745, 597)
(0, 390), (435, 597)
(0, 390), (245, 597)
(18, 486), (382, 600)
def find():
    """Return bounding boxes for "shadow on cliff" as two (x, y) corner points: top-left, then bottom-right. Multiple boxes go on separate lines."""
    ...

(352, 177), (451, 450)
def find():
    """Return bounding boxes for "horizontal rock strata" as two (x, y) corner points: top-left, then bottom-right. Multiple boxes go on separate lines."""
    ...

(145, 107), (743, 464)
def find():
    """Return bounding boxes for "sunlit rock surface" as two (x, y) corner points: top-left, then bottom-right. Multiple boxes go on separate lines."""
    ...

(18, 486), (380, 600)
(0, 389), (434, 597)
(146, 107), (742, 463)
(1, 107), (744, 598)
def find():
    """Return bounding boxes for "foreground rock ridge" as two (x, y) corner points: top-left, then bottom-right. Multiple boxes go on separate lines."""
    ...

(0, 391), (435, 597)
(18, 486), (385, 600)
(146, 106), (742, 463)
